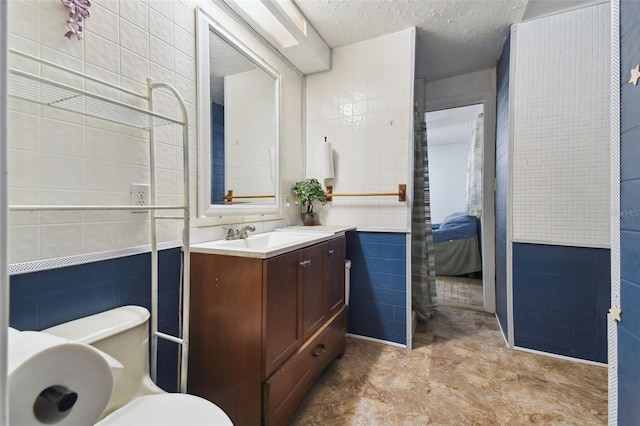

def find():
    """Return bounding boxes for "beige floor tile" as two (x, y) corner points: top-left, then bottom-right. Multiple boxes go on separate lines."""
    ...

(290, 306), (607, 425)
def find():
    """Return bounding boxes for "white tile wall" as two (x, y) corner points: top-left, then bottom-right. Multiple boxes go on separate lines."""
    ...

(120, 0), (148, 30)
(7, 0), (304, 263)
(225, 70), (277, 203)
(41, 190), (85, 225)
(9, 1), (40, 44)
(305, 29), (415, 229)
(89, 2), (120, 43)
(6, 0), (199, 262)
(149, 36), (174, 71)
(511, 4), (610, 247)
(85, 32), (120, 74)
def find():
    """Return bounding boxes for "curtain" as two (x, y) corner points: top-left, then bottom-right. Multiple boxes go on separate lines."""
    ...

(411, 106), (437, 321)
(466, 112), (484, 216)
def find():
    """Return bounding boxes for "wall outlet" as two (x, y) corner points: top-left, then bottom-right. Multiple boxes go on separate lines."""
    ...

(131, 183), (150, 212)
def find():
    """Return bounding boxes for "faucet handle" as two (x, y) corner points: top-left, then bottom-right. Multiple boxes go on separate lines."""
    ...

(222, 226), (236, 238)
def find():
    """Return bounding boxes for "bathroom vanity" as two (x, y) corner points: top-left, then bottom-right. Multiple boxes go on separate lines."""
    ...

(188, 233), (347, 425)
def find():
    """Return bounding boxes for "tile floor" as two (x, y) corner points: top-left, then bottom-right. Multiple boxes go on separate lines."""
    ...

(291, 306), (608, 425)
(436, 275), (484, 309)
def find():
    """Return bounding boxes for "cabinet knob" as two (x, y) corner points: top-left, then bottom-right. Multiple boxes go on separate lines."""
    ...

(299, 259), (311, 267)
(328, 250), (334, 255)
(312, 343), (326, 357)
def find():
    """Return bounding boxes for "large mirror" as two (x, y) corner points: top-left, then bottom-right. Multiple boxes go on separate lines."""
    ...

(196, 7), (281, 217)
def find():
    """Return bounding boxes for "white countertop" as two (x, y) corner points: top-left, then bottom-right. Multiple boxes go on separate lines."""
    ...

(190, 230), (337, 259)
(190, 225), (355, 259)
(274, 225), (356, 234)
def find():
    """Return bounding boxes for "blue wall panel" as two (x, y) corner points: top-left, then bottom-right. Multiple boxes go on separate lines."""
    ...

(512, 243), (610, 363)
(618, 327), (640, 425)
(495, 34), (510, 339)
(620, 1), (640, 422)
(211, 102), (225, 204)
(346, 231), (407, 345)
(9, 248), (182, 392)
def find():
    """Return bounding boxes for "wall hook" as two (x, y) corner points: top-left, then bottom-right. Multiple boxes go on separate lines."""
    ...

(630, 65), (640, 85)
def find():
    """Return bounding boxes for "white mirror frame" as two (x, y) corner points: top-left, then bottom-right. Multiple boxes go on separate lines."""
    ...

(196, 6), (281, 218)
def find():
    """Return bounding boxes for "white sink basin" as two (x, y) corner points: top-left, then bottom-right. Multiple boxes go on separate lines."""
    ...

(190, 231), (335, 258)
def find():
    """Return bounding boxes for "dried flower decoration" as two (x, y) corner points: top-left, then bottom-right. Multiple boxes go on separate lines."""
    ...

(61, 0), (91, 40)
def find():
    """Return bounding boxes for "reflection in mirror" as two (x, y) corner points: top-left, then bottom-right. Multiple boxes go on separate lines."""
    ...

(196, 7), (280, 217)
(209, 32), (276, 206)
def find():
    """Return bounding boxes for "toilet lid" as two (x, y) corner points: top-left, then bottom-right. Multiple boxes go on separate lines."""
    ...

(95, 394), (233, 426)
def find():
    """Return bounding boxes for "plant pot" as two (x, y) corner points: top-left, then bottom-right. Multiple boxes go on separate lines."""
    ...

(301, 212), (316, 226)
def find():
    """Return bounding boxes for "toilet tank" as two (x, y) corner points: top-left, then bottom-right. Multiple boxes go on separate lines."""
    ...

(43, 306), (164, 418)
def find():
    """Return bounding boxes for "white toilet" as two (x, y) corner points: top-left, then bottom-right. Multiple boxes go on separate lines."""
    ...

(43, 305), (232, 425)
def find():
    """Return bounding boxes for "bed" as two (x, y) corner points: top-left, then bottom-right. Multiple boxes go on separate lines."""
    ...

(432, 212), (482, 276)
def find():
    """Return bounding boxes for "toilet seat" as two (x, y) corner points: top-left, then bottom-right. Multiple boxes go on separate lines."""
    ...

(95, 394), (233, 425)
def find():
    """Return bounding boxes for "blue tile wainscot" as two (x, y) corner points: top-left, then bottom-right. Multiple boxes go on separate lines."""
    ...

(346, 231), (407, 345)
(9, 247), (182, 392)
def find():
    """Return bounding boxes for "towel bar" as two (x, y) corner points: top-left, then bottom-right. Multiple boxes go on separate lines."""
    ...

(223, 190), (275, 203)
(325, 184), (406, 202)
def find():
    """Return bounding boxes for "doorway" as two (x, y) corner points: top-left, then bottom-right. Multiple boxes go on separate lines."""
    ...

(426, 104), (484, 310)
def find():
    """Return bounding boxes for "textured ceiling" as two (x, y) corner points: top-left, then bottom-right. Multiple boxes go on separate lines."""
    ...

(292, 0), (603, 81)
(209, 31), (257, 104)
(293, 0), (528, 80)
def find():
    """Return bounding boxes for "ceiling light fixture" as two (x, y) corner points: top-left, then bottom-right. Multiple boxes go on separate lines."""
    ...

(275, 0), (307, 36)
(233, 0), (299, 48)
(223, 0), (330, 74)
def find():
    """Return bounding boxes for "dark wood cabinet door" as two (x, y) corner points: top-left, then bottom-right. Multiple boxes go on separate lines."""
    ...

(262, 250), (303, 380)
(263, 307), (347, 426)
(301, 242), (326, 342)
(325, 236), (346, 317)
(188, 253), (263, 426)
(189, 236), (347, 426)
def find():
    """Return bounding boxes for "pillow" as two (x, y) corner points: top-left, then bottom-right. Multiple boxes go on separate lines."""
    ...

(439, 212), (472, 230)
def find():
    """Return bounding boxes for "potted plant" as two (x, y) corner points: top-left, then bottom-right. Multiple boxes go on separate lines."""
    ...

(292, 178), (327, 226)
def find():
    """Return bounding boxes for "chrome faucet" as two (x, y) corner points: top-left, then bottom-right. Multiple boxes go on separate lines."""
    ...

(238, 224), (256, 239)
(224, 224), (256, 240)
